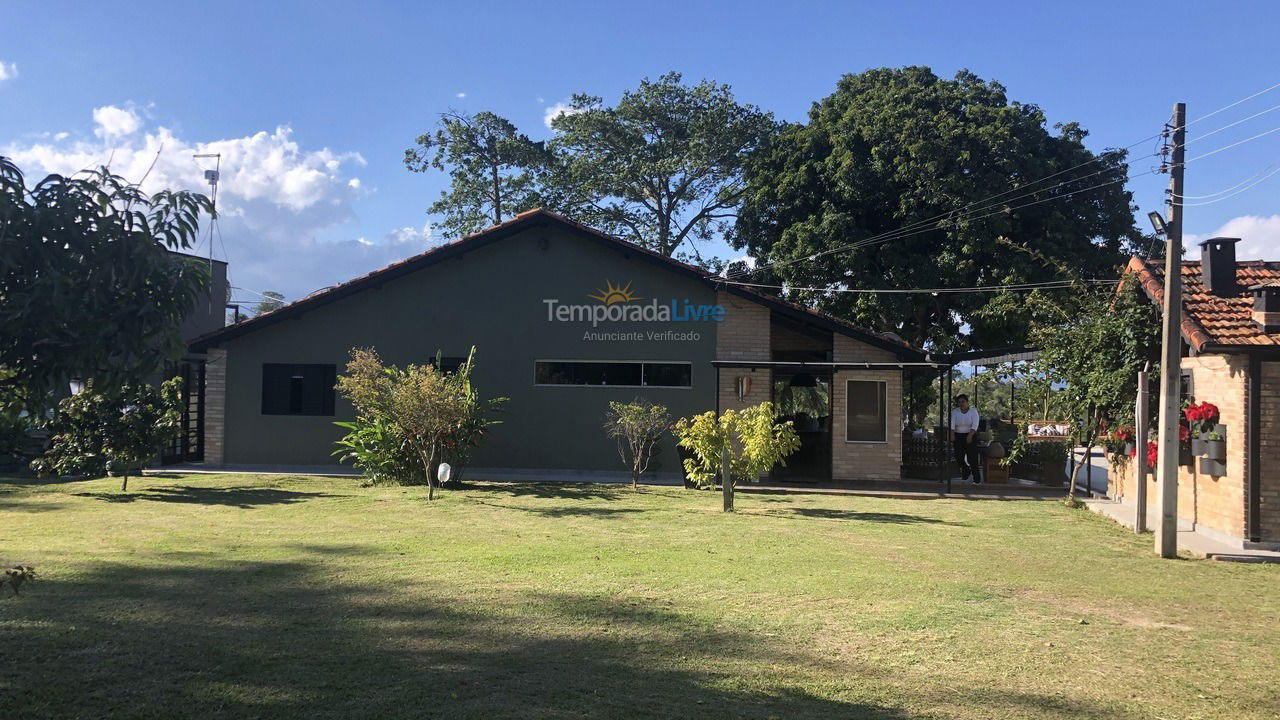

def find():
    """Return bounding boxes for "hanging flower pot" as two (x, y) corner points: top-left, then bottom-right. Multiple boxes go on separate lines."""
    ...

(1203, 430), (1226, 461)
(1191, 434), (1209, 456)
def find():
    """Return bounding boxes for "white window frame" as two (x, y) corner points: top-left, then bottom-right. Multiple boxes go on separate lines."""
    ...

(844, 379), (888, 444)
(533, 359), (694, 389)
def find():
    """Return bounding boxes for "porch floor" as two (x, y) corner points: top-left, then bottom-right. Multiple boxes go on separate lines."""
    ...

(1084, 495), (1280, 562)
(743, 476), (1066, 501)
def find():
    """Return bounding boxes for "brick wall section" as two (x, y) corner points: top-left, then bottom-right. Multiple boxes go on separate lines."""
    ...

(204, 347), (227, 467)
(831, 369), (902, 481)
(1110, 353), (1249, 541)
(714, 292), (772, 414)
(831, 336), (902, 482)
(1259, 362), (1280, 542)
(715, 291), (770, 362)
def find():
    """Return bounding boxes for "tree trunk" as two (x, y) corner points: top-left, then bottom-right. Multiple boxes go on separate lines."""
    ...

(419, 446), (436, 501)
(121, 470), (129, 492)
(721, 445), (733, 513)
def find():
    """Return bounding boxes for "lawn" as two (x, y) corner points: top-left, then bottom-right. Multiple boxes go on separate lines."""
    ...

(1, 473), (1277, 719)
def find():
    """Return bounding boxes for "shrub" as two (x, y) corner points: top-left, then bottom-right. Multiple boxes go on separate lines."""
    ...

(335, 347), (504, 499)
(604, 399), (670, 489)
(672, 402), (800, 512)
(31, 378), (183, 491)
(332, 416), (426, 486)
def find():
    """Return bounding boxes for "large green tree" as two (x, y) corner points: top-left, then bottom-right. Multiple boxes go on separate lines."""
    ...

(731, 67), (1146, 350)
(0, 158), (211, 416)
(405, 111), (547, 239)
(546, 72), (779, 263)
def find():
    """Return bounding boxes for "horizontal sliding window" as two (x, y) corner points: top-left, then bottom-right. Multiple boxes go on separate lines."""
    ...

(262, 363), (336, 416)
(845, 379), (887, 443)
(535, 361), (692, 388)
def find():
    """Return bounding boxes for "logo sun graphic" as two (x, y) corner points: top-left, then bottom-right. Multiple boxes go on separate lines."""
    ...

(588, 280), (642, 305)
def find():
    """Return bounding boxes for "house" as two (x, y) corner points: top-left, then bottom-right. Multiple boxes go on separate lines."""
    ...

(186, 209), (930, 483)
(1118, 238), (1280, 548)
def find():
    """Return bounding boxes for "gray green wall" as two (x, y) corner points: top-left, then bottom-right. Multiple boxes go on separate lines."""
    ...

(217, 224), (722, 474)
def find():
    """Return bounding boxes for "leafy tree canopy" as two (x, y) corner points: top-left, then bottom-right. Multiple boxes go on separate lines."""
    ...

(731, 67), (1147, 350)
(0, 158), (211, 416)
(254, 291), (285, 316)
(1029, 278), (1159, 497)
(31, 377), (184, 491)
(405, 111), (548, 239)
(547, 73), (780, 264)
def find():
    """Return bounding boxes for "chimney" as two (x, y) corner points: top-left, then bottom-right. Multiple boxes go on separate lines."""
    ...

(1198, 237), (1240, 297)
(1253, 282), (1280, 334)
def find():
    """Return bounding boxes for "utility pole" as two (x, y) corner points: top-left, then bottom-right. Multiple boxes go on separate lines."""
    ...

(1155, 103), (1185, 558)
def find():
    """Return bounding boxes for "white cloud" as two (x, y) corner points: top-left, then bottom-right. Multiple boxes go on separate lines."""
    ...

(0, 61), (16, 82)
(1185, 215), (1280, 260)
(92, 105), (141, 138)
(543, 101), (584, 129)
(1, 105), (436, 300)
(455, 92), (467, 99)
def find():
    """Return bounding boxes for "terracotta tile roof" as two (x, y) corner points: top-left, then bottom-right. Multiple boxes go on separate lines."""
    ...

(1125, 255), (1280, 351)
(190, 208), (923, 358)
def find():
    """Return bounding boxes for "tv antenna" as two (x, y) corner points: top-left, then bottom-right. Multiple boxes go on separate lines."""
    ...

(193, 153), (221, 267)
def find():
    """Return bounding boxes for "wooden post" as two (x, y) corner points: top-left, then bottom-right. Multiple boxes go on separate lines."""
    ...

(1135, 369), (1150, 533)
(721, 444), (733, 513)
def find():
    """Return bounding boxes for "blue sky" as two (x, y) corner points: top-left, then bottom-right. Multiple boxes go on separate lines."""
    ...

(3, 1), (1280, 302)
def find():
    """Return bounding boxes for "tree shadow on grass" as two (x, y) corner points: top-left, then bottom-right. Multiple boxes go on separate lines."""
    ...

(71, 485), (341, 509)
(756, 507), (963, 525)
(465, 481), (635, 502)
(473, 499), (645, 519)
(3, 559), (911, 720)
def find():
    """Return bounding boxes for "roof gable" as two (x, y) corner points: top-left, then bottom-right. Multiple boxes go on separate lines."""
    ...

(190, 209), (922, 359)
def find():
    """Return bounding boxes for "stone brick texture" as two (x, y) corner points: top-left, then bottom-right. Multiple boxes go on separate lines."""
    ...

(1111, 354), (1252, 541)
(203, 348), (227, 467)
(831, 335), (902, 481)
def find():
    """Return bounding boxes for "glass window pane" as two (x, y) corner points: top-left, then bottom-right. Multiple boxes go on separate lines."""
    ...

(643, 363), (691, 387)
(846, 380), (887, 442)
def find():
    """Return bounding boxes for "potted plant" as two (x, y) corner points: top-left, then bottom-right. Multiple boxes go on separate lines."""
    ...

(1203, 429), (1226, 461)
(1184, 401), (1220, 456)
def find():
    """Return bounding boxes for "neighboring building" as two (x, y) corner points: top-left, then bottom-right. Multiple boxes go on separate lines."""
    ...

(162, 251), (229, 465)
(187, 210), (928, 482)
(1118, 238), (1280, 548)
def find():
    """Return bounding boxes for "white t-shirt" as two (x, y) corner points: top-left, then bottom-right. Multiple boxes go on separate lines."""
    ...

(950, 407), (981, 434)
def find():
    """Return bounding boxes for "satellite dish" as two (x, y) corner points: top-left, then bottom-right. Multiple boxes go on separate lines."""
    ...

(437, 462), (452, 484)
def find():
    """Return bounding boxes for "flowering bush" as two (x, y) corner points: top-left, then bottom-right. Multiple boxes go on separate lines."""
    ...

(1184, 402), (1220, 435)
(1145, 440), (1159, 468)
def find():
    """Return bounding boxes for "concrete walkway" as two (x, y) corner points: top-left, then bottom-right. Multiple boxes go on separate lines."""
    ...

(1084, 496), (1280, 563)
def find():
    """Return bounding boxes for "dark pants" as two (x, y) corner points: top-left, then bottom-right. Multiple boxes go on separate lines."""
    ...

(953, 437), (982, 481)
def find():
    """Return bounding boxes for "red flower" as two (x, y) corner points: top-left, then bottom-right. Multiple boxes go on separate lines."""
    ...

(1179, 425), (1190, 442)
(1145, 441), (1159, 468)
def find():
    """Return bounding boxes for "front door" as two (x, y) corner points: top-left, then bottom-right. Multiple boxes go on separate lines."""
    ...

(161, 360), (205, 464)
(771, 370), (832, 482)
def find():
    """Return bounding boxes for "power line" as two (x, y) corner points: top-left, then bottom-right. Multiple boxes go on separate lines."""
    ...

(1185, 124), (1280, 163)
(1175, 160), (1279, 199)
(728, 79), (1280, 281)
(721, 278), (1120, 295)
(1173, 163), (1280, 207)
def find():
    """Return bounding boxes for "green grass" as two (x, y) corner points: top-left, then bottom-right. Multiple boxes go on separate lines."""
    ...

(1, 472), (1277, 719)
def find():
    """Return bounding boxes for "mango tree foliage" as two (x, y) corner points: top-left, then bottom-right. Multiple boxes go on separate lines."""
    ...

(404, 111), (548, 238)
(546, 73), (779, 264)
(31, 377), (184, 491)
(672, 402), (800, 511)
(731, 67), (1146, 350)
(0, 157), (211, 415)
